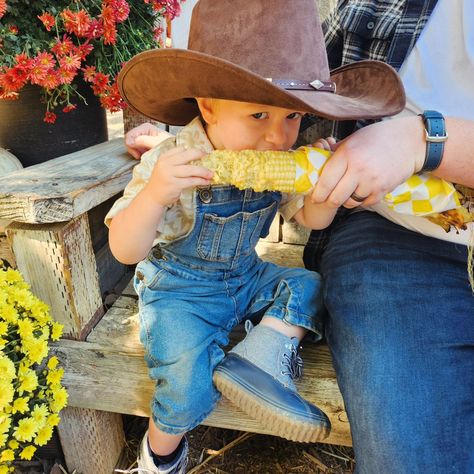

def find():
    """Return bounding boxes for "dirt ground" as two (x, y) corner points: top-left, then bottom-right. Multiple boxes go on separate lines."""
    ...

(119, 415), (355, 474)
(13, 415), (354, 473)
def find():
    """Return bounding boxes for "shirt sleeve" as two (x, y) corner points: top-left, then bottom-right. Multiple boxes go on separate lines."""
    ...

(104, 138), (177, 228)
(279, 193), (305, 222)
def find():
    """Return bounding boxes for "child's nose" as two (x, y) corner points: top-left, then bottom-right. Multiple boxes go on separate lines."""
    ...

(265, 122), (287, 148)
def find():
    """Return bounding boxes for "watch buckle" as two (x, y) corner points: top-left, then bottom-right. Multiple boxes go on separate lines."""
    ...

(425, 130), (449, 143)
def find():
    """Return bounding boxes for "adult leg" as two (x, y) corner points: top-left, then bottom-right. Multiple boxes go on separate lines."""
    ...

(320, 212), (474, 474)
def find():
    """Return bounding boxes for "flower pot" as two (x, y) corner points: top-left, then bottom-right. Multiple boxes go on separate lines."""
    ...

(0, 81), (108, 168)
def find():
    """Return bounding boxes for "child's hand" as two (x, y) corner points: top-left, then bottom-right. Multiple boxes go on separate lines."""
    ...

(145, 147), (214, 206)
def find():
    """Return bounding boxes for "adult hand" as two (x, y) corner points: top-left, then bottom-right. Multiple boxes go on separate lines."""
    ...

(310, 116), (426, 208)
(125, 122), (173, 159)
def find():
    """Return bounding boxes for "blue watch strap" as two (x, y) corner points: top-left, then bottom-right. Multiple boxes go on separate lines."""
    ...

(419, 110), (448, 172)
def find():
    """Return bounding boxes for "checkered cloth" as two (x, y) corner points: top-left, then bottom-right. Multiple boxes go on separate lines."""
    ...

(295, 147), (460, 216)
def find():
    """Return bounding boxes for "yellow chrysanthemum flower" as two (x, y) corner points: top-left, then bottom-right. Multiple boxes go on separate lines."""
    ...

(0, 415), (11, 435)
(12, 397), (30, 414)
(3, 268), (24, 285)
(47, 356), (59, 370)
(0, 383), (14, 412)
(47, 413), (60, 427)
(0, 464), (10, 474)
(51, 322), (63, 341)
(7, 440), (18, 450)
(0, 432), (7, 449)
(17, 318), (35, 340)
(13, 417), (38, 442)
(0, 356), (15, 381)
(0, 449), (14, 463)
(0, 322), (7, 337)
(19, 445), (36, 460)
(31, 404), (49, 427)
(0, 304), (17, 324)
(46, 368), (64, 386)
(18, 369), (38, 395)
(34, 425), (53, 446)
(49, 386), (68, 413)
(23, 337), (48, 365)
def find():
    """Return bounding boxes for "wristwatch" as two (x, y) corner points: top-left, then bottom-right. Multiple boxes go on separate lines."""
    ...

(419, 110), (448, 172)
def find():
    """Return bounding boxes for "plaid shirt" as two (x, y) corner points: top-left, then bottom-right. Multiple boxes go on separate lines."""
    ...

(303, 0), (439, 271)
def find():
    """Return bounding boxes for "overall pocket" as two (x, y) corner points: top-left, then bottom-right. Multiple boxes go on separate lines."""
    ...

(197, 201), (277, 262)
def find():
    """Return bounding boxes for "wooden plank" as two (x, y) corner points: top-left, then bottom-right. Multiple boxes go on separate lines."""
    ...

(282, 221), (310, 245)
(0, 139), (133, 224)
(8, 215), (103, 339)
(52, 338), (351, 446)
(57, 407), (124, 474)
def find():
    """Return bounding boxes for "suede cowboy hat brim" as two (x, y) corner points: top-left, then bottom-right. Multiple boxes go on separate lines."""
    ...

(119, 49), (405, 126)
(118, 0), (405, 126)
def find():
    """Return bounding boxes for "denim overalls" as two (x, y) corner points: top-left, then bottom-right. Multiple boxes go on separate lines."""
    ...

(134, 185), (322, 434)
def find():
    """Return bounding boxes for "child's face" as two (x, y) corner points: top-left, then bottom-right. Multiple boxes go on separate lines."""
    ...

(197, 99), (305, 151)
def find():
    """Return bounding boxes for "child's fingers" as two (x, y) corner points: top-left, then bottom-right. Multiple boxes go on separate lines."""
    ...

(178, 176), (213, 188)
(174, 164), (214, 179)
(161, 147), (205, 164)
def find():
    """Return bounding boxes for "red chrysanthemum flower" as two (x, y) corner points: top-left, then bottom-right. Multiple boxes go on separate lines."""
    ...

(38, 12), (56, 32)
(43, 111), (57, 124)
(0, 0), (7, 19)
(61, 9), (92, 38)
(51, 36), (75, 57)
(91, 72), (109, 94)
(57, 68), (76, 85)
(86, 19), (104, 40)
(8, 24), (18, 34)
(62, 104), (77, 113)
(59, 54), (81, 72)
(101, 5), (117, 45)
(74, 43), (94, 61)
(105, 0), (130, 23)
(82, 65), (97, 82)
(28, 52), (55, 84)
(38, 70), (61, 90)
(99, 81), (125, 112)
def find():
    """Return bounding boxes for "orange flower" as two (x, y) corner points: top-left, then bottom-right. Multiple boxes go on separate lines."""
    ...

(0, 0), (6, 19)
(38, 12), (56, 31)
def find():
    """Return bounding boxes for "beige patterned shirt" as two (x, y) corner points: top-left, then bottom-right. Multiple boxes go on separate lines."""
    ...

(105, 117), (304, 247)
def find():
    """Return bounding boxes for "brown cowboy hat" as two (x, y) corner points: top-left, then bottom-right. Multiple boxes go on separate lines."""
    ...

(118, 0), (405, 126)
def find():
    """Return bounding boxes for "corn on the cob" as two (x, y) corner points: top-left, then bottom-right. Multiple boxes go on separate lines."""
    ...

(200, 147), (331, 193)
(199, 147), (472, 232)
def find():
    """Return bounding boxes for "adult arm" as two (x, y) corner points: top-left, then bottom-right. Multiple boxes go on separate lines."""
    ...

(311, 115), (474, 208)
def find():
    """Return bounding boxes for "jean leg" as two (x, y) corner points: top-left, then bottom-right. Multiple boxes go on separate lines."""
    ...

(320, 212), (474, 474)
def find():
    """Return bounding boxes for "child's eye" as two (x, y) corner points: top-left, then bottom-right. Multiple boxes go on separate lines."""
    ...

(287, 112), (303, 119)
(252, 112), (269, 120)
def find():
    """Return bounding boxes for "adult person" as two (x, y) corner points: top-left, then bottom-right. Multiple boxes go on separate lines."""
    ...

(124, 0), (473, 472)
(303, 1), (474, 473)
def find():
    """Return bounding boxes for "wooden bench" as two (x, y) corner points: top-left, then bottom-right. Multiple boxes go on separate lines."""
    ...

(0, 140), (351, 474)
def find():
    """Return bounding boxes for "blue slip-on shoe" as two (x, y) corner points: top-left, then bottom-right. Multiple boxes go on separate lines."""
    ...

(213, 321), (331, 442)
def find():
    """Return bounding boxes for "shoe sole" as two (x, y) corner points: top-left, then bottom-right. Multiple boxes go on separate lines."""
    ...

(213, 370), (330, 443)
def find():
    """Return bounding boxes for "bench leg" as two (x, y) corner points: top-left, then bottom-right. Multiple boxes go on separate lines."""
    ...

(57, 407), (125, 474)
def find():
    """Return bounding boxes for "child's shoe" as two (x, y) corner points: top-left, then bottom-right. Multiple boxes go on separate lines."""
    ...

(115, 430), (188, 474)
(213, 321), (331, 443)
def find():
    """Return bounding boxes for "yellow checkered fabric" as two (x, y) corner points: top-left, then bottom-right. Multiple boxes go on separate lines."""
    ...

(293, 147), (460, 216)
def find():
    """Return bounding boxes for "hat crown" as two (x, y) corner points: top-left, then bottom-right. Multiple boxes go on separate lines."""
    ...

(188, 0), (331, 83)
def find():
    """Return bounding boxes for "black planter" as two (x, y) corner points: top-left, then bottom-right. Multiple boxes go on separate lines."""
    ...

(0, 81), (108, 167)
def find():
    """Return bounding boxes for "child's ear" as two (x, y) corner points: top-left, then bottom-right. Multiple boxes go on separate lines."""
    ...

(196, 98), (216, 125)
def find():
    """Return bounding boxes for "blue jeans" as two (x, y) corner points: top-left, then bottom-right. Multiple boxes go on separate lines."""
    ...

(316, 211), (474, 474)
(135, 186), (323, 434)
